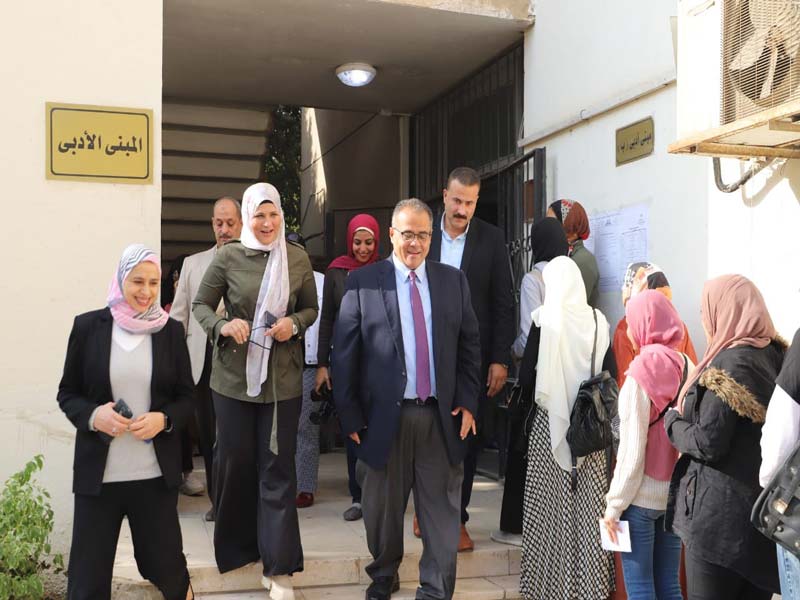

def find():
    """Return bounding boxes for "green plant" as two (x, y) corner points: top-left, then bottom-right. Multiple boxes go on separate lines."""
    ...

(265, 105), (301, 232)
(0, 455), (63, 600)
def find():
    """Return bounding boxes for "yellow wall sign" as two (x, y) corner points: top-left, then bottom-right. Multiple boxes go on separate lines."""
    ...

(46, 102), (153, 184)
(616, 117), (655, 167)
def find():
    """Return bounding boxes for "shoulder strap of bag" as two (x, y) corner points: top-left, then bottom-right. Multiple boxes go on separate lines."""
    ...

(590, 310), (598, 377)
(649, 354), (689, 427)
(571, 311), (600, 493)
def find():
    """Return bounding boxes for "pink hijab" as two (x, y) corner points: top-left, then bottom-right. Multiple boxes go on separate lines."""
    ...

(107, 244), (169, 334)
(678, 274), (776, 410)
(626, 290), (685, 481)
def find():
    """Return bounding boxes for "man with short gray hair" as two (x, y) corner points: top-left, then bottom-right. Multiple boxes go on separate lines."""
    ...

(333, 198), (481, 600)
(170, 196), (242, 519)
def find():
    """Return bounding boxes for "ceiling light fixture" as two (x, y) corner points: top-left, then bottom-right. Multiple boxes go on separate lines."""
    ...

(336, 62), (377, 87)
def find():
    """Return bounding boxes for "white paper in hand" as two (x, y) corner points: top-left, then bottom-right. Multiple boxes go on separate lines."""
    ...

(598, 519), (631, 553)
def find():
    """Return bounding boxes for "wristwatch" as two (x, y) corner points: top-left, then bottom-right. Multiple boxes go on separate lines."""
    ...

(291, 320), (299, 337)
(162, 412), (173, 433)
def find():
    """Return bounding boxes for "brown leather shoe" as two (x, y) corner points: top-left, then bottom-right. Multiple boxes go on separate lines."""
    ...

(413, 514), (421, 538)
(295, 492), (314, 509)
(458, 524), (474, 552)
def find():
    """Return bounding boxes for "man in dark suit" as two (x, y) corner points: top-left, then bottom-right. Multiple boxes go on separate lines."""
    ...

(428, 167), (515, 551)
(333, 198), (482, 600)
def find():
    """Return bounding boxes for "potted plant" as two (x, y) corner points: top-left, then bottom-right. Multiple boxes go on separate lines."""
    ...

(0, 455), (63, 599)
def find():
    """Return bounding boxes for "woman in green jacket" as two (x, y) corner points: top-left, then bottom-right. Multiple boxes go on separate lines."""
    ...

(547, 199), (600, 308)
(193, 182), (318, 600)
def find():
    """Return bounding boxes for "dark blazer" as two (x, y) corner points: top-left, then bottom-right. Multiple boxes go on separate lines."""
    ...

(316, 267), (348, 367)
(430, 216), (514, 370)
(665, 342), (785, 593)
(331, 258), (482, 469)
(57, 308), (195, 496)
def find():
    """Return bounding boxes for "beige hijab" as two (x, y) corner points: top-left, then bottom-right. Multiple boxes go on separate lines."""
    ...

(678, 274), (776, 410)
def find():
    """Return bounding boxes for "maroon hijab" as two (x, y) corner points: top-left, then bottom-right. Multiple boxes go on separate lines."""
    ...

(327, 214), (380, 271)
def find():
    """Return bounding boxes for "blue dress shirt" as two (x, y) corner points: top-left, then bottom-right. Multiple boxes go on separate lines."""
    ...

(391, 253), (437, 399)
(439, 215), (470, 269)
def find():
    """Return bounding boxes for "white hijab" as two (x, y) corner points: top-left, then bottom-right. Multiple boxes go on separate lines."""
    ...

(241, 182), (290, 398)
(532, 256), (610, 472)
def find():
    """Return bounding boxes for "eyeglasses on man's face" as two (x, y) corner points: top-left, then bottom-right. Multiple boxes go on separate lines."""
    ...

(396, 230), (432, 243)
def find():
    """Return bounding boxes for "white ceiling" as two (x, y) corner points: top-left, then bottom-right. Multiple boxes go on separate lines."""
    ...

(163, 0), (530, 114)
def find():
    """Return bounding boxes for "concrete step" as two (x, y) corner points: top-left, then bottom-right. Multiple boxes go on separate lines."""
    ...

(112, 453), (518, 598)
(196, 575), (521, 599)
(114, 543), (520, 597)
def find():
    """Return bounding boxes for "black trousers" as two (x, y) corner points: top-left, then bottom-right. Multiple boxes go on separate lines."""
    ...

(498, 416), (526, 534)
(180, 426), (194, 474)
(195, 343), (215, 500)
(67, 477), (189, 600)
(461, 393), (493, 524)
(685, 550), (773, 600)
(346, 436), (362, 503)
(212, 392), (303, 576)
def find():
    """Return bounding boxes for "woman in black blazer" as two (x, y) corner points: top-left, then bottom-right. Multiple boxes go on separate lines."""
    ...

(57, 244), (194, 600)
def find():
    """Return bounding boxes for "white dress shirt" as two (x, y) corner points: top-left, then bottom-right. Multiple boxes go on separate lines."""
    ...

(392, 253), (437, 399)
(303, 271), (325, 366)
(439, 215), (470, 269)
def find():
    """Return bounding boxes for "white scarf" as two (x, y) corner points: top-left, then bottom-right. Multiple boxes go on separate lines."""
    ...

(240, 183), (290, 398)
(532, 256), (610, 472)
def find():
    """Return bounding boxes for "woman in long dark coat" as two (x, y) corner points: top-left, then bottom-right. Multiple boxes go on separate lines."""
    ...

(666, 274), (784, 600)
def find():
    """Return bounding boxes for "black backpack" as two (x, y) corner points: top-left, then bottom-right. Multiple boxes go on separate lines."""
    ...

(565, 310), (619, 489)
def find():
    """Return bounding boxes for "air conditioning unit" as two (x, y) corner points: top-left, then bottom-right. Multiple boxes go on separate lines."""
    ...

(670, 0), (800, 159)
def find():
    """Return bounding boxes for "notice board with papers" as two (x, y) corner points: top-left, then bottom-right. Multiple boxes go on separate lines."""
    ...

(584, 203), (649, 294)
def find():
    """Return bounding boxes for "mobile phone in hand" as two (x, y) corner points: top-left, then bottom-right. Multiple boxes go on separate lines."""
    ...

(98, 399), (134, 444)
(114, 398), (133, 419)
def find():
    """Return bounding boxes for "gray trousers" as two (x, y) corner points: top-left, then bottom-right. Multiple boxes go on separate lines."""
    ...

(357, 403), (463, 600)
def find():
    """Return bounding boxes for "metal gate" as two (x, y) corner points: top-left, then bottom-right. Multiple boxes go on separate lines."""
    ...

(409, 42), (550, 479)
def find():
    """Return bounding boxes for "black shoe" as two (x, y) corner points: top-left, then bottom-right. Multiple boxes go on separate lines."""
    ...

(204, 507), (215, 522)
(343, 502), (363, 521)
(365, 574), (399, 600)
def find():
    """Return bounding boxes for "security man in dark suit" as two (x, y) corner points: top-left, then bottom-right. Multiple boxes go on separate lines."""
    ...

(332, 198), (482, 600)
(429, 167), (515, 551)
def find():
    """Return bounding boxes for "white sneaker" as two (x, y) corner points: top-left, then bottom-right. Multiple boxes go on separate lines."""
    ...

(179, 473), (205, 496)
(490, 529), (522, 547)
(269, 575), (295, 600)
(261, 575), (272, 590)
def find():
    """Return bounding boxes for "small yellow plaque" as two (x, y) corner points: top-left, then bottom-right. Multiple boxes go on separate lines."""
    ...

(616, 117), (654, 167)
(46, 102), (153, 184)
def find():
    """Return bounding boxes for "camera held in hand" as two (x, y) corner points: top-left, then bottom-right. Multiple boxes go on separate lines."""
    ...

(310, 385), (335, 425)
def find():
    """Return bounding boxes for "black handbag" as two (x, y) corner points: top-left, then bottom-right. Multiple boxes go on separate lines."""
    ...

(565, 310), (619, 489)
(509, 323), (542, 452)
(752, 438), (800, 557)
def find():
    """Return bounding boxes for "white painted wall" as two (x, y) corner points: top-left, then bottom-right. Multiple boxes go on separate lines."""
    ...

(524, 86), (709, 349)
(522, 0), (800, 361)
(300, 108), (402, 260)
(0, 2), (163, 551)
(675, 0), (800, 338)
(522, 0), (710, 350)
(524, 0), (677, 139)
